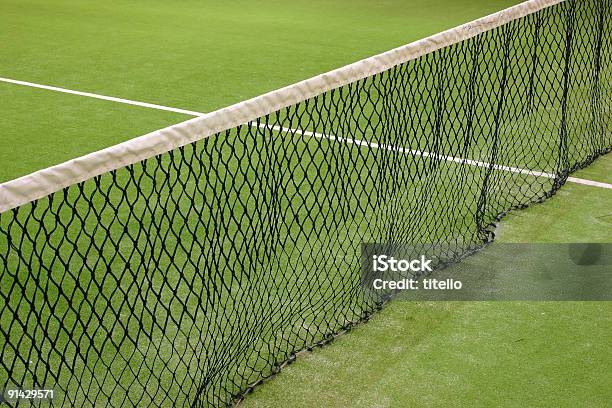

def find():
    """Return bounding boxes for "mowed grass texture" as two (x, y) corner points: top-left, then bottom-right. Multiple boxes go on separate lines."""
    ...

(0, 0), (519, 182)
(1, 1), (611, 407)
(0, 81), (190, 183)
(242, 154), (612, 408)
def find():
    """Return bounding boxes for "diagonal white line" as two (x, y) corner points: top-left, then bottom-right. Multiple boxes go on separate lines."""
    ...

(2, 76), (610, 190)
(0, 77), (206, 117)
(567, 177), (612, 189)
(257, 124), (612, 189)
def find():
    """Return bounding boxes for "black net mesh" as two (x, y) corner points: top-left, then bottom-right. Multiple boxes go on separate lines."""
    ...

(1, 0), (611, 406)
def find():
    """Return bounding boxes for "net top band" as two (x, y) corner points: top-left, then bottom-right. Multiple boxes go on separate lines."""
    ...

(0, 0), (562, 213)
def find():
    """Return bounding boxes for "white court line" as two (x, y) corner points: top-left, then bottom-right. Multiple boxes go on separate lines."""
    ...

(258, 124), (612, 189)
(258, 123), (557, 179)
(0, 77), (204, 117)
(2, 76), (611, 190)
(567, 177), (612, 189)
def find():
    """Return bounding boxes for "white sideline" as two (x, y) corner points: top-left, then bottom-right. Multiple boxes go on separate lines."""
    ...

(258, 124), (612, 189)
(1, 0), (605, 213)
(1, 75), (609, 205)
(566, 177), (612, 189)
(0, 77), (204, 117)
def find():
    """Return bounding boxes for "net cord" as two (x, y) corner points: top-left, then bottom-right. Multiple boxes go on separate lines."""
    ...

(0, 0), (563, 213)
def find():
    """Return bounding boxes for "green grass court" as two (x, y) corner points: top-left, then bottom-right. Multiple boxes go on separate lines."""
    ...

(1, 0), (520, 182)
(243, 157), (612, 407)
(1, 0), (611, 407)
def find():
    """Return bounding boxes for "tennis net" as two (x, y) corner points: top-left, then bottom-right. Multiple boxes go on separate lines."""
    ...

(1, 0), (610, 406)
